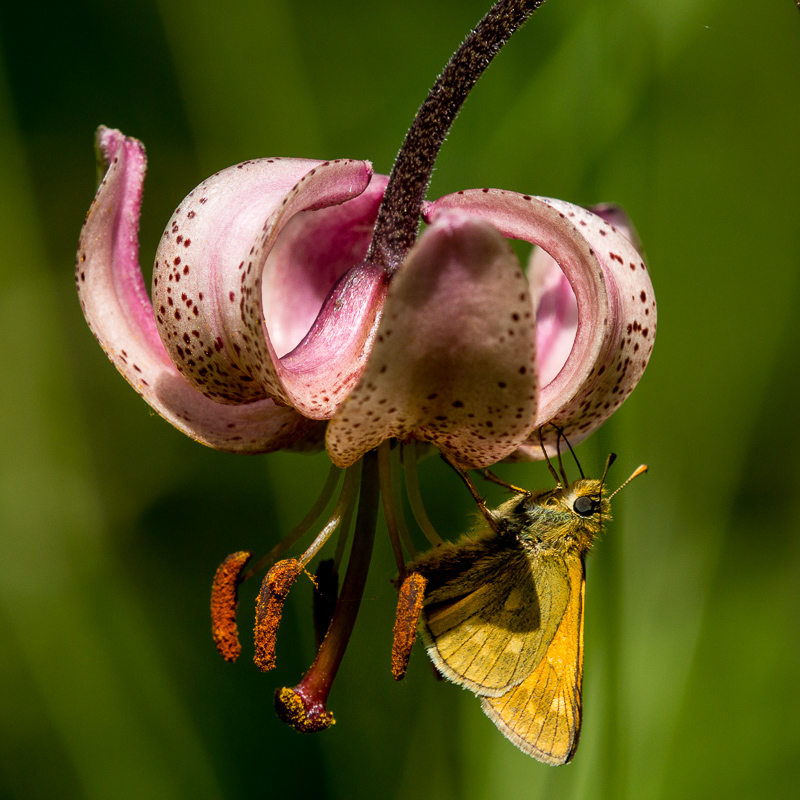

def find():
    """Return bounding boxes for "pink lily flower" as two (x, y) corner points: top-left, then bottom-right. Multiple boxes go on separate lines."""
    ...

(77, 129), (653, 468)
(76, 0), (656, 745)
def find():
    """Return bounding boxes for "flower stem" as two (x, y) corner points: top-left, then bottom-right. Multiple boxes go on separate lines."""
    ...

(367, 0), (548, 273)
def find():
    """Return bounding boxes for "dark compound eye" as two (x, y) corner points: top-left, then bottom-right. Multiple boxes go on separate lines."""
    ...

(573, 495), (598, 517)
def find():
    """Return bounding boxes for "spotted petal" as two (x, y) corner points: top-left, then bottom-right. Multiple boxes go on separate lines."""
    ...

(424, 191), (656, 456)
(76, 127), (317, 453)
(326, 209), (538, 469)
(153, 157), (388, 419)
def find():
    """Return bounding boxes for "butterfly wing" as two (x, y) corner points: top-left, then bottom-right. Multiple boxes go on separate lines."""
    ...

(480, 554), (585, 765)
(419, 546), (570, 697)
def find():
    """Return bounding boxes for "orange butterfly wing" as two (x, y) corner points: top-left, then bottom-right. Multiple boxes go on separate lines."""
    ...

(481, 554), (585, 765)
(420, 549), (569, 696)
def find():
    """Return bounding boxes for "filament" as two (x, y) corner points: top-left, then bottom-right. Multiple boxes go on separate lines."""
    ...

(378, 442), (408, 577)
(403, 441), (445, 547)
(298, 466), (360, 569)
(391, 445), (418, 559)
(240, 462), (342, 582)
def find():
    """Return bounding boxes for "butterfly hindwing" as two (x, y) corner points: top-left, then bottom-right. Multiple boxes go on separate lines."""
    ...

(481, 554), (585, 765)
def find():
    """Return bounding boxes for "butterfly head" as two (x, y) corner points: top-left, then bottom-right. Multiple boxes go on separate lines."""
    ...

(561, 478), (611, 535)
(491, 477), (608, 557)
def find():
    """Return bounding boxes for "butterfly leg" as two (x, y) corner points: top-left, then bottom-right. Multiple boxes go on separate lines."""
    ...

(480, 468), (527, 496)
(440, 455), (501, 532)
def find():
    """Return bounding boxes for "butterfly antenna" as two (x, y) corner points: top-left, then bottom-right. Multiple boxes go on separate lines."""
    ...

(600, 453), (617, 493)
(609, 464), (648, 500)
(440, 456), (500, 532)
(538, 428), (563, 487)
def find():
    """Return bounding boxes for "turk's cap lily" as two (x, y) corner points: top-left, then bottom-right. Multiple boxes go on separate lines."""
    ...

(77, 126), (655, 469)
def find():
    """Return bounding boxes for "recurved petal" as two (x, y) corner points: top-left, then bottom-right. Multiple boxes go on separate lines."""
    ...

(153, 156), (386, 419)
(77, 127), (317, 453)
(591, 203), (644, 252)
(529, 202), (646, 389)
(424, 191), (656, 456)
(326, 209), (538, 469)
(528, 242), (579, 389)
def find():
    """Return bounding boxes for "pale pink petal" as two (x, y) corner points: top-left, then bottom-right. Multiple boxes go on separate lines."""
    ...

(326, 209), (538, 469)
(153, 159), (387, 419)
(424, 190), (656, 456)
(77, 127), (317, 453)
(263, 175), (389, 357)
(527, 203), (649, 406)
(528, 245), (578, 387)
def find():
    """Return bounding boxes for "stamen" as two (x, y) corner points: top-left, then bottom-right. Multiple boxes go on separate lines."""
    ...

(253, 558), (303, 672)
(210, 550), (252, 662)
(391, 572), (427, 681)
(379, 441), (408, 577)
(391, 445), (418, 559)
(240, 462), (342, 582)
(275, 450), (380, 733)
(298, 466), (359, 569)
(403, 441), (445, 547)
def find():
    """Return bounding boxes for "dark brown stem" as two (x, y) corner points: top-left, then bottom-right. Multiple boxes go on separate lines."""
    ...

(366, 0), (548, 274)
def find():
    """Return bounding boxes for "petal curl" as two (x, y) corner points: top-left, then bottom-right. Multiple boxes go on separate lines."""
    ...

(77, 127), (317, 453)
(528, 243), (578, 388)
(154, 158), (388, 419)
(326, 209), (538, 469)
(425, 191), (656, 456)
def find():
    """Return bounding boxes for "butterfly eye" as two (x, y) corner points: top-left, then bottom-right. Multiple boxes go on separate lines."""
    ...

(573, 495), (598, 517)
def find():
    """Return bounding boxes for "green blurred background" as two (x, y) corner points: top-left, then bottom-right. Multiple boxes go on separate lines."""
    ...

(1, 0), (798, 797)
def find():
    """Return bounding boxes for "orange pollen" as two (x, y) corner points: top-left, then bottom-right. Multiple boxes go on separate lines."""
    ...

(210, 551), (252, 663)
(253, 558), (303, 672)
(391, 572), (427, 681)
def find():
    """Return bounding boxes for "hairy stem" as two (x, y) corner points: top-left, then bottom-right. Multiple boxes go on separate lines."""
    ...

(367, 0), (548, 273)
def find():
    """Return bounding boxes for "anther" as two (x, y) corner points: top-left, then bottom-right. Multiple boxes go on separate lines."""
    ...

(391, 572), (427, 680)
(210, 551), (252, 662)
(253, 558), (303, 672)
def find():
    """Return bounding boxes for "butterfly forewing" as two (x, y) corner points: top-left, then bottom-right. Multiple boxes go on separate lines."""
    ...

(481, 554), (585, 765)
(419, 546), (570, 696)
